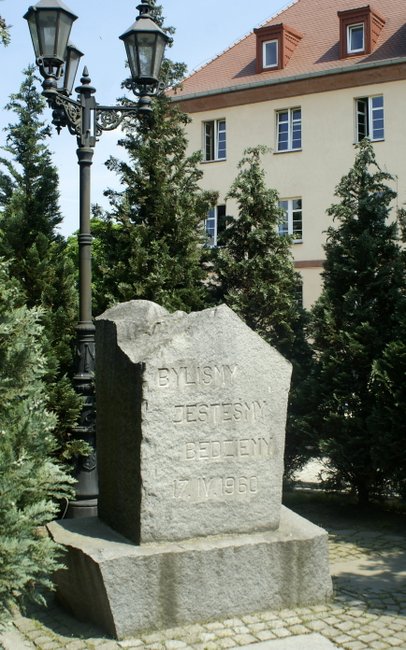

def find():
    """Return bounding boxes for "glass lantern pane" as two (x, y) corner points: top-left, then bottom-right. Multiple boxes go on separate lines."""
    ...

(138, 33), (155, 77)
(59, 45), (82, 94)
(56, 11), (74, 62)
(27, 13), (41, 58)
(38, 10), (58, 57)
(152, 36), (166, 79)
(123, 35), (137, 79)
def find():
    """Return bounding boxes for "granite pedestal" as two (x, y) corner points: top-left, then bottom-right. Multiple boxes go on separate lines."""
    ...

(49, 507), (332, 639)
(50, 301), (332, 638)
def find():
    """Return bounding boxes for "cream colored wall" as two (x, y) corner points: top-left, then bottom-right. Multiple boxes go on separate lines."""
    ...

(181, 78), (406, 308)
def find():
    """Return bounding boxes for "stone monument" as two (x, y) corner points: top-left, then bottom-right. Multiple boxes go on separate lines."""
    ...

(48, 301), (332, 639)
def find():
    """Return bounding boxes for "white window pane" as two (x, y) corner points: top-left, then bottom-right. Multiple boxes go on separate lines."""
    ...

(264, 40), (278, 67)
(372, 96), (384, 109)
(348, 24), (364, 52)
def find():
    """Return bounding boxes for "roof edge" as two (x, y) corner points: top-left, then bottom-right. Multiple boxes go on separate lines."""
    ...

(171, 56), (406, 103)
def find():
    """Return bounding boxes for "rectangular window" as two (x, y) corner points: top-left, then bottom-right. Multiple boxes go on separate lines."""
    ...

(278, 198), (303, 242)
(347, 23), (365, 53)
(263, 39), (278, 68)
(204, 119), (226, 161)
(276, 108), (302, 151)
(356, 96), (384, 142)
(205, 204), (227, 247)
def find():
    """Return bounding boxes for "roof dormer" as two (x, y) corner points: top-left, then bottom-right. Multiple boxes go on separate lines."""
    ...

(338, 5), (385, 59)
(254, 23), (302, 73)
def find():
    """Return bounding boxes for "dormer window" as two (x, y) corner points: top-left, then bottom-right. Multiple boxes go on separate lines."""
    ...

(338, 7), (385, 59)
(263, 40), (278, 68)
(254, 23), (302, 73)
(347, 23), (365, 53)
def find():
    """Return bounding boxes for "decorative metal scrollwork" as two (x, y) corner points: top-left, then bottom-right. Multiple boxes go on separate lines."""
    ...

(48, 92), (82, 137)
(95, 106), (139, 136)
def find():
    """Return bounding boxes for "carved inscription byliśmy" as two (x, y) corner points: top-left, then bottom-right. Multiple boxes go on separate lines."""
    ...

(157, 364), (238, 389)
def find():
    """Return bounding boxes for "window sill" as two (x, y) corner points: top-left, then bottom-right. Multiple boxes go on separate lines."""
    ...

(354, 138), (384, 144)
(274, 149), (302, 155)
(202, 158), (227, 164)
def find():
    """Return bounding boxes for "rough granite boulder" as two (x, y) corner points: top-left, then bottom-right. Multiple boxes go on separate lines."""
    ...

(96, 301), (292, 544)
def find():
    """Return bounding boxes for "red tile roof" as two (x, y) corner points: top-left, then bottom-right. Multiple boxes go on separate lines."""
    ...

(173, 0), (406, 98)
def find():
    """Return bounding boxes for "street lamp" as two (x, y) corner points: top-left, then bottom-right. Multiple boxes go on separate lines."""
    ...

(24, 0), (170, 518)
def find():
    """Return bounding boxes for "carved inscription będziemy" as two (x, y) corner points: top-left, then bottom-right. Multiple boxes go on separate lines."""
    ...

(184, 437), (271, 461)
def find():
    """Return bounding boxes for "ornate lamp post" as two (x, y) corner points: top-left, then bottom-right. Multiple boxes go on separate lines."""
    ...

(24, 0), (169, 518)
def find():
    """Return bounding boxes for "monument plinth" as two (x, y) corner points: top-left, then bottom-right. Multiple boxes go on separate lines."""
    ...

(48, 301), (332, 639)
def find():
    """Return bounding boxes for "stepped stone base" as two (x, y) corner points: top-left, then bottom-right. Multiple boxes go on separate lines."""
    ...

(48, 506), (332, 640)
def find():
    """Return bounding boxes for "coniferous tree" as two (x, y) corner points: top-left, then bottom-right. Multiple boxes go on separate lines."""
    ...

(0, 261), (74, 620)
(309, 140), (406, 504)
(0, 11), (9, 46)
(213, 146), (313, 474)
(213, 146), (303, 355)
(91, 3), (215, 315)
(0, 66), (81, 459)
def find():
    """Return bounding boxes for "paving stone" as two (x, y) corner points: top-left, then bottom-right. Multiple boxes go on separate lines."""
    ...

(216, 639), (237, 649)
(288, 625), (310, 635)
(255, 630), (278, 641)
(258, 612), (280, 623)
(241, 615), (261, 625)
(216, 629), (236, 639)
(283, 616), (303, 626)
(231, 634), (258, 645)
(142, 633), (166, 644)
(222, 619), (245, 628)
(272, 628), (291, 639)
(335, 620), (359, 633)
(202, 622), (221, 632)
(335, 634), (356, 645)
(386, 639), (405, 647)
(359, 632), (381, 643)
(64, 640), (89, 650)
(247, 623), (267, 633)
(199, 632), (216, 642)
(233, 626), (252, 635)
(307, 620), (328, 632)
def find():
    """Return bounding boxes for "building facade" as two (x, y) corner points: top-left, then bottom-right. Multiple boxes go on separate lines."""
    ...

(172, 0), (406, 308)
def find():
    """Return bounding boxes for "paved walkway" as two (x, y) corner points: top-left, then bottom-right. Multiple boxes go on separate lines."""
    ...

(1, 490), (405, 650)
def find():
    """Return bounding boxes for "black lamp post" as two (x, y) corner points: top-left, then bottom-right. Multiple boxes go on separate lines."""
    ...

(24, 0), (169, 518)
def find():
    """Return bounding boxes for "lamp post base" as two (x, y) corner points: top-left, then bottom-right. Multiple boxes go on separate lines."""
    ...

(66, 498), (98, 519)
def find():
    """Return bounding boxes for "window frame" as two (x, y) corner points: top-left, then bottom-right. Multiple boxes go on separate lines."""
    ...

(203, 119), (227, 162)
(278, 198), (303, 243)
(355, 95), (384, 142)
(347, 23), (365, 54)
(205, 204), (227, 247)
(262, 39), (278, 69)
(276, 107), (302, 152)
